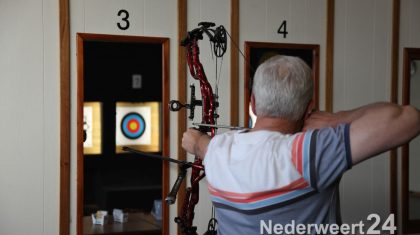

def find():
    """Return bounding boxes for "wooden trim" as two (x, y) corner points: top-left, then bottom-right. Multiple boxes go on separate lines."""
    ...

(76, 33), (171, 235)
(325, 0), (334, 112)
(401, 134), (409, 233)
(401, 48), (409, 233)
(391, 0), (400, 105)
(76, 34), (85, 235)
(59, 0), (70, 234)
(401, 48), (420, 234)
(230, 0), (239, 126)
(75, 33), (169, 43)
(162, 39), (171, 235)
(177, 1), (187, 234)
(389, 154), (398, 221)
(389, 0), (399, 232)
(244, 43), (251, 127)
(243, 42), (320, 126)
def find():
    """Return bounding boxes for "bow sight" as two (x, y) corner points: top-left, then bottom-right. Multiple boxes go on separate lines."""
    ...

(169, 84), (220, 132)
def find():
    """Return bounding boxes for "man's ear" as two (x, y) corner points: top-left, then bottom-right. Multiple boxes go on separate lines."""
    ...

(304, 100), (315, 120)
(250, 94), (257, 115)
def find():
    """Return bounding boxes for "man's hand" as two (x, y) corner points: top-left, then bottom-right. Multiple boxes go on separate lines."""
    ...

(182, 128), (204, 155)
(182, 128), (211, 160)
(303, 111), (341, 131)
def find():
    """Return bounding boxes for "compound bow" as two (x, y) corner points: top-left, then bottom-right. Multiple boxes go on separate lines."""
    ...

(168, 22), (227, 235)
(125, 22), (228, 235)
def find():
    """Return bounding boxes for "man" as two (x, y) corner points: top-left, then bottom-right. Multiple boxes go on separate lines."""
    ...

(182, 55), (420, 235)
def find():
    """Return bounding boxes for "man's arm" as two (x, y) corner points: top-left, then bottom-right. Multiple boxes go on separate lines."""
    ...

(350, 103), (420, 164)
(181, 128), (211, 160)
(304, 102), (420, 165)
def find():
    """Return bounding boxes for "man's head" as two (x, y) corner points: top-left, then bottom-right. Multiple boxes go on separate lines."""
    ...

(252, 55), (313, 121)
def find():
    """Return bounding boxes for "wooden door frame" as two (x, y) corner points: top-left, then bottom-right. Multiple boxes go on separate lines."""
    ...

(75, 33), (170, 235)
(59, 0), (70, 234)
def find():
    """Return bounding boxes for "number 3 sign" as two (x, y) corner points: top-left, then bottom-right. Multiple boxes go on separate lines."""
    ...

(117, 9), (130, 30)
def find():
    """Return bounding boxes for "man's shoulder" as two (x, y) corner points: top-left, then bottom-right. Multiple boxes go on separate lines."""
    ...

(312, 123), (351, 142)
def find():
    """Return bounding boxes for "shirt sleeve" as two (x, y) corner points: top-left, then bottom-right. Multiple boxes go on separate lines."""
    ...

(311, 123), (352, 191)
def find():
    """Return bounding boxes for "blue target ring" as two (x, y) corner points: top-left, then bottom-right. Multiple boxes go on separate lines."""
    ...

(121, 112), (146, 139)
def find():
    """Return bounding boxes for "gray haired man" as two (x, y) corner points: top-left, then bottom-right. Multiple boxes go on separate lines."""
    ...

(182, 55), (420, 235)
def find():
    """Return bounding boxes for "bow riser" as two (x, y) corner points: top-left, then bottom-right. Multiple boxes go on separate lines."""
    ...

(187, 41), (217, 136)
(169, 22), (227, 235)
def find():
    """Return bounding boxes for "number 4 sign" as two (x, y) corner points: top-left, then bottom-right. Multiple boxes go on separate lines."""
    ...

(277, 20), (288, 38)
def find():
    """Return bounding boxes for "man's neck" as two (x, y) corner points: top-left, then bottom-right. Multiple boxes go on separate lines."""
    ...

(252, 116), (303, 134)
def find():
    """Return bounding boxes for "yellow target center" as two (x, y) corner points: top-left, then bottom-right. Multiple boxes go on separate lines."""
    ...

(129, 122), (138, 131)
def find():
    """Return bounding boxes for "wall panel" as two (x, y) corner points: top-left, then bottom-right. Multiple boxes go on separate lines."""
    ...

(266, 0), (291, 42)
(124, 0), (146, 35)
(333, 0), (392, 225)
(0, 1), (44, 234)
(0, 0), (60, 234)
(144, 0), (174, 36)
(240, 0), (266, 41)
(400, 0), (420, 48)
(43, 0), (60, 234)
(85, 0), (128, 34)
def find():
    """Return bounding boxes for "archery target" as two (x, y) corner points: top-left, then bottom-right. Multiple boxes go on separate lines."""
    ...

(121, 112), (146, 139)
(83, 102), (102, 154)
(116, 103), (154, 148)
(83, 106), (93, 147)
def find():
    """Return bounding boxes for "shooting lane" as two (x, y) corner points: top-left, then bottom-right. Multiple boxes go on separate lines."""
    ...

(69, 1), (174, 235)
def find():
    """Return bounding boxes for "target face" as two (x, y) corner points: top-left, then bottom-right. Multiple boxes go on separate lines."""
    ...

(83, 102), (102, 154)
(115, 102), (160, 153)
(121, 112), (146, 139)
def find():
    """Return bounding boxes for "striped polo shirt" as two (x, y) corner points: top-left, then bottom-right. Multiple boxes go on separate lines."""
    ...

(203, 124), (351, 235)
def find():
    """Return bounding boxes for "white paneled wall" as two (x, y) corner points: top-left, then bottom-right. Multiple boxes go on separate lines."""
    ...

(0, 0), (411, 234)
(0, 0), (59, 234)
(334, 0), (392, 225)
